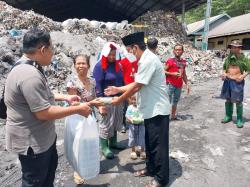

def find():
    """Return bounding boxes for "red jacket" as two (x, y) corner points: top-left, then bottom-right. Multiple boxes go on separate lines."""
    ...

(120, 58), (138, 85)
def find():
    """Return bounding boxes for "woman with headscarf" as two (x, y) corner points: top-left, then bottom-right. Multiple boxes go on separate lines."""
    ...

(93, 42), (125, 159)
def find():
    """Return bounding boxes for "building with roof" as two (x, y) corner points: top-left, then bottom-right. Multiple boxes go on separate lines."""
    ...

(208, 13), (250, 51)
(187, 13), (231, 48)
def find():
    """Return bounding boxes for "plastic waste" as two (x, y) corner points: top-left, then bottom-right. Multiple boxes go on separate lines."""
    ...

(8, 29), (22, 37)
(64, 114), (100, 179)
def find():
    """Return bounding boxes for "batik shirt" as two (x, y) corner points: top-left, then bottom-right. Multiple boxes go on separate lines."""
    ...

(67, 75), (96, 102)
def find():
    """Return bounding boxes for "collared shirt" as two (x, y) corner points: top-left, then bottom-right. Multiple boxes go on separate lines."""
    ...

(135, 49), (170, 119)
(5, 56), (56, 155)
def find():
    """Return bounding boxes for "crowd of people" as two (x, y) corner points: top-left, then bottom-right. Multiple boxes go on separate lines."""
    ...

(2, 28), (250, 187)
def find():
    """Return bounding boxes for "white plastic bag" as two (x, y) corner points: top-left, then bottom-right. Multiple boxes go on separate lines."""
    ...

(64, 114), (100, 179)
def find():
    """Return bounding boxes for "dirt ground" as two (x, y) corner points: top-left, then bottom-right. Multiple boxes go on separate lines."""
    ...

(0, 78), (250, 187)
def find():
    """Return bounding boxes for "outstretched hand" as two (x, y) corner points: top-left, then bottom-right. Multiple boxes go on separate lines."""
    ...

(104, 86), (119, 96)
(65, 95), (81, 105)
(89, 98), (105, 107)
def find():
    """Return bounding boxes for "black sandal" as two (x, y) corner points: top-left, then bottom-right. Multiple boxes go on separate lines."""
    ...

(171, 117), (180, 121)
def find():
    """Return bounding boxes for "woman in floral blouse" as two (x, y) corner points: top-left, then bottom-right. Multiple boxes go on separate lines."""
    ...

(66, 54), (100, 185)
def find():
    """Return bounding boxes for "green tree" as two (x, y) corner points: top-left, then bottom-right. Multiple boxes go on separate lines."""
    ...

(185, 0), (250, 24)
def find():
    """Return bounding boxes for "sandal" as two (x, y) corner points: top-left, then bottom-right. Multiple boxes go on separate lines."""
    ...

(74, 172), (85, 185)
(145, 179), (162, 187)
(171, 117), (180, 121)
(134, 169), (151, 177)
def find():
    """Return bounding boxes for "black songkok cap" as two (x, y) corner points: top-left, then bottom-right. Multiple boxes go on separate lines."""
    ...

(121, 32), (145, 46)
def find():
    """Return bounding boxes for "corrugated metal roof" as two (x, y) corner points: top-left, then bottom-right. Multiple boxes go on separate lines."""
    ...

(208, 13), (250, 38)
(187, 13), (230, 35)
(3, 0), (206, 22)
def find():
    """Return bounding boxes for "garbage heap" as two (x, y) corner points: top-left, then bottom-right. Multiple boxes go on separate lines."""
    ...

(0, 1), (223, 94)
(133, 10), (186, 40)
(133, 10), (222, 82)
(0, 1), (131, 41)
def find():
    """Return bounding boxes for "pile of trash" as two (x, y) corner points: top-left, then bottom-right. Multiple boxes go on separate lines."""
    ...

(133, 10), (186, 40)
(0, 1), (223, 94)
(0, 1), (131, 42)
(0, 2), (61, 31)
(0, 30), (103, 93)
(61, 19), (131, 41)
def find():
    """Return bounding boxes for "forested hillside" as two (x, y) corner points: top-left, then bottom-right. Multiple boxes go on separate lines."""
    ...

(185, 0), (250, 23)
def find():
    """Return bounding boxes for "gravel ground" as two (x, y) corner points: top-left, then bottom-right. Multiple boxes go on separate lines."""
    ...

(0, 78), (250, 187)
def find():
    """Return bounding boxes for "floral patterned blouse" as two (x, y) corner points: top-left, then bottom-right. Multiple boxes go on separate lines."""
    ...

(66, 76), (96, 102)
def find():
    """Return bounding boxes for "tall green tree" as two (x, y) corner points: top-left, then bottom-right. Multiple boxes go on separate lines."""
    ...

(185, 0), (250, 24)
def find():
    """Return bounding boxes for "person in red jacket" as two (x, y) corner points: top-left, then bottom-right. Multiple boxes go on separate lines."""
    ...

(165, 44), (190, 120)
(119, 56), (138, 85)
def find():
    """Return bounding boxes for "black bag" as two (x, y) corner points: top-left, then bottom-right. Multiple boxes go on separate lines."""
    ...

(0, 60), (45, 119)
(0, 90), (7, 119)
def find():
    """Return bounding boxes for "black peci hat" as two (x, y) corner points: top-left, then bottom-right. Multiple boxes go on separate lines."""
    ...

(122, 32), (145, 46)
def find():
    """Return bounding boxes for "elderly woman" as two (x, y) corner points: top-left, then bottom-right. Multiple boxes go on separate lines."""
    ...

(66, 54), (102, 185)
(93, 42), (125, 159)
(67, 55), (96, 102)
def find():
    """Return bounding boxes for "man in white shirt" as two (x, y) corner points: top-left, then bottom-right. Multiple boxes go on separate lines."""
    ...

(105, 32), (170, 187)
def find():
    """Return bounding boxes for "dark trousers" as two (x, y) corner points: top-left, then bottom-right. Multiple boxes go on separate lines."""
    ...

(123, 100), (128, 127)
(18, 140), (58, 187)
(144, 115), (169, 186)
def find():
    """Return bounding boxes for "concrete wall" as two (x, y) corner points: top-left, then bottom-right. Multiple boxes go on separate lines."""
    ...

(208, 33), (250, 50)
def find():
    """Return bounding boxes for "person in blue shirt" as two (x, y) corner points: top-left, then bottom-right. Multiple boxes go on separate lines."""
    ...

(93, 42), (125, 159)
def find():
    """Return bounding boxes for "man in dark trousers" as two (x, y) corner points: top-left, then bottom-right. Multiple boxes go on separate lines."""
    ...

(105, 32), (170, 187)
(4, 29), (101, 187)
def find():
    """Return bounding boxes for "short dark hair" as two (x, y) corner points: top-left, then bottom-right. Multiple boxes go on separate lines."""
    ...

(23, 29), (51, 54)
(73, 54), (90, 67)
(132, 43), (146, 51)
(147, 38), (158, 50)
(174, 44), (184, 51)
